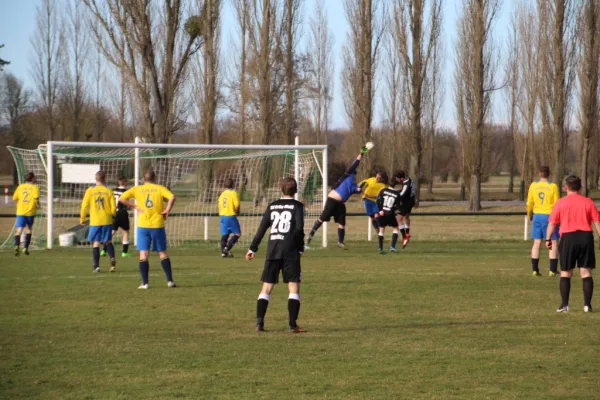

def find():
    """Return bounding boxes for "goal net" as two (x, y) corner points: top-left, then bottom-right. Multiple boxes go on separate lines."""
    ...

(2, 140), (328, 250)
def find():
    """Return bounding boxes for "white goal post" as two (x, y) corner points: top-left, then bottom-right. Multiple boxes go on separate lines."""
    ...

(6, 137), (329, 250)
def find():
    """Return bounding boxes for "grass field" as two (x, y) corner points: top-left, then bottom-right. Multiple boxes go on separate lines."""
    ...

(1, 241), (599, 399)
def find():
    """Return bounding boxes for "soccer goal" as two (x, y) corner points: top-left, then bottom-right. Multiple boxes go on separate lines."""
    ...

(2, 138), (329, 250)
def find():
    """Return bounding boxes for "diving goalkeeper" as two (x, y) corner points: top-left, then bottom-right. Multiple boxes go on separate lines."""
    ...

(306, 143), (373, 249)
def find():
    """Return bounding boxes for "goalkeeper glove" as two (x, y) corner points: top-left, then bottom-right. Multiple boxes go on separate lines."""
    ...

(360, 146), (370, 154)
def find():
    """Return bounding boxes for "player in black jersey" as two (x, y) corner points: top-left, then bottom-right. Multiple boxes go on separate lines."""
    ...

(102, 176), (131, 261)
(395, 171), (415, 249)
(246, 177), (306, 333)
(376, 175), (402, 254)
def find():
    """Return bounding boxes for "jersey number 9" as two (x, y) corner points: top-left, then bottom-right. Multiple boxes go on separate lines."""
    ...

(145, 194), (154, 209)
(538, 192), (545, 205)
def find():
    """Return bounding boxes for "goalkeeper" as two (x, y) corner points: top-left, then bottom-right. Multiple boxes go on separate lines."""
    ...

(306, 144), (373, 249)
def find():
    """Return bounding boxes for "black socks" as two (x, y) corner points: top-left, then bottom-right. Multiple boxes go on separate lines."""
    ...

(560, 277), (571, 307)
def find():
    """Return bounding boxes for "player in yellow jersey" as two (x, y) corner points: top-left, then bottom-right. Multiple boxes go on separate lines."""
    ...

(13, 172), (40, 256)
(359, 172), (388, 232)
(80, 171), (116, 273)
(527, 166), (561, 277)
(119, 170), (176, 289)
(217, 178), (241, 258)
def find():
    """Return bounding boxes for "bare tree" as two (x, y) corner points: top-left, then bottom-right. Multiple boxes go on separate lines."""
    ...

(307, 0), (334, 145)
(578, 0), (600, 195)
(282, 0), (304, 144)
(513, 3), (539, 190)
(30, 0), (63, 141)
(382, 10), (403, 176)
(342, 0), (386, 172)
(455, 0), (501, 211)
(537, 0), (578, 184)
(62, 0), (89, 141)
(504, 10), (519, 194)
(232, 0), (250, 144)
(84, 0), (204, 143)
(393, 0), (442, 204)
(1, 73), (32, 148)
(200, 0), (221, 145)
(247, 0), (286, 144)
(426, 7), (444, 194)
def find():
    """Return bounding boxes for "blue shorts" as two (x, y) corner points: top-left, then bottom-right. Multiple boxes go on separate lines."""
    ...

(15, 216), (35, 228)
(220, 216), (241, 235)
(532, 214), (559, 240)
(364, 200), (379, 217)
(137, 227), (167, 252)
(88, 225), (113, 243)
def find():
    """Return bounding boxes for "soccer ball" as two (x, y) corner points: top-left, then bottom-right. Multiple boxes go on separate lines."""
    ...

(365, 142), (375, 150)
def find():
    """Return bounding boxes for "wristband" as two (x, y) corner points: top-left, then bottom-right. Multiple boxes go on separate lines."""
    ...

(545, 239), (552, 242)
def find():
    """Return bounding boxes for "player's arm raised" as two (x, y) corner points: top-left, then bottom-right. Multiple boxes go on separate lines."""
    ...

(246, 209), (271, 260)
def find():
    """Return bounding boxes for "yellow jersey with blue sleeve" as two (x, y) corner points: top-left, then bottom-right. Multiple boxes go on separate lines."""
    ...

(359, 177), (386, 201)
(80, 185), (116, 226)
(527, 180), (560, 218)
(120, 184), (174, 229)
(13, 183), (40, 216)
(218, 189), (240, 216)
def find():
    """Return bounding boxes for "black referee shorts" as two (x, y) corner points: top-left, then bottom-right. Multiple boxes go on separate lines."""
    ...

(261, 259), (302, 284)
(559, 231), (596, 270)
(113, 210), (130, 231)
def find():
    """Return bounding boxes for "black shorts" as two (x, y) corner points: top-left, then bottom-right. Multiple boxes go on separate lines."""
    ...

(319, 197), (346, 226)
(398, 199), (415, 216)
(559, 231), (596, 270)
(378, 214), (398, 228)
(113, 211), (130, 231)
(261, 259), (302, 284)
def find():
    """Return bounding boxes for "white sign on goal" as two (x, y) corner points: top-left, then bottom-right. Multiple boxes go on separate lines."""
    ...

(61, 164), (101, 184)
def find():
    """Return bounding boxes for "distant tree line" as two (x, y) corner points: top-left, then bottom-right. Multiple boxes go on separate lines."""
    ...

(0, 0), (598, 207)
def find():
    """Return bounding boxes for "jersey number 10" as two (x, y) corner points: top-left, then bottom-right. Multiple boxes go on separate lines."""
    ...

(270, 211), (292, 234)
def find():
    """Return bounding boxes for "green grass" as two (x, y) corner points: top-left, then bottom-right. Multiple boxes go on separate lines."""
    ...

(1, 242), (599, 399)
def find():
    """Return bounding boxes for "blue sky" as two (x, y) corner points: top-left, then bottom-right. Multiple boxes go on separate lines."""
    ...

(0, 0), (512, 130)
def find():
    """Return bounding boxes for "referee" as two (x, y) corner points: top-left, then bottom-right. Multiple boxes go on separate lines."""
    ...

(546, 176), (600, 313)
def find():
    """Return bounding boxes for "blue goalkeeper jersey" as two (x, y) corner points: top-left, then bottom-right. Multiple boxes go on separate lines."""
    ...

(334, 174), (359, 202)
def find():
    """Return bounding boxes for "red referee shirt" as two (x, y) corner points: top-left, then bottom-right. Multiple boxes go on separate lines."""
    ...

(549, 193), (600, 235)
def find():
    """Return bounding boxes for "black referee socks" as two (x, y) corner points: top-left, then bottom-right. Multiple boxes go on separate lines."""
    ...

(257, 294), (269, 322)
(288, 294), (300, 328)
(560, 277), (571, 307)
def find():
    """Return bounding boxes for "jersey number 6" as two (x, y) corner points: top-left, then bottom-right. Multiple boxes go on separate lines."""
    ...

(145, 194), (154, 209)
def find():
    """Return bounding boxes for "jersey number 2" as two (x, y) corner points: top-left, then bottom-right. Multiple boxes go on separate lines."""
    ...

(270, 211), (292, 233)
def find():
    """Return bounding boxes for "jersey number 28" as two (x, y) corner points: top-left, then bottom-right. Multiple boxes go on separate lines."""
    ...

(270, 211), (292, 234)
